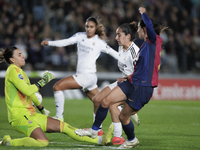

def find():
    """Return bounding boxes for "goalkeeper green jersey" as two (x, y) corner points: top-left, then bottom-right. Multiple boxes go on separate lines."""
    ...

(5, 64), (40, 123)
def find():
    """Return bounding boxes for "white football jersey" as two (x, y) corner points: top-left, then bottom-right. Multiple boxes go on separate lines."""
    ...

(118, 42), (139, 77)
(48, 32), (119, 74)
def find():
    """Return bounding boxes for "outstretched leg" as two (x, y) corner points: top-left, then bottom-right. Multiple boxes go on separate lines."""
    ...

(2, 127), (49, 147)
(47, 117), (102, 144)
(53, 76), (82, 120)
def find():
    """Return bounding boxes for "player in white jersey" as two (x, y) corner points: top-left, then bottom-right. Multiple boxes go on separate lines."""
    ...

(41, 17), (119, 127)
(80, 22), (140, 145)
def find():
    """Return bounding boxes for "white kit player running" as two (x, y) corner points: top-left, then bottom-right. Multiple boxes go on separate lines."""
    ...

(41, 17), (118, 131)
(91, 22), (140, 145)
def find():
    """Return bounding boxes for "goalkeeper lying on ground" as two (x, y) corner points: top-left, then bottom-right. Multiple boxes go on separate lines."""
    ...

(0, 46), (108, 147)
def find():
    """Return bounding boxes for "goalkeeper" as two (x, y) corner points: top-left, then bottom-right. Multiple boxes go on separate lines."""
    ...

(0, 46), (102, 147)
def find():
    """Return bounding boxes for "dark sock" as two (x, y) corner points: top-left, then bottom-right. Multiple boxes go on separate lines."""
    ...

(122, 120), (135, 141)
(92, 105), (108, 130)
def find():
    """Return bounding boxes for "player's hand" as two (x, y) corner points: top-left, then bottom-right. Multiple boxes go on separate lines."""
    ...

(36, 71), (55, 88)
(117, 78), (127, 84)
(38, 105), (50, 116)
(139, 7), (146, 15)
(41, 108), (50, 116)
(41, 40), (49, 46)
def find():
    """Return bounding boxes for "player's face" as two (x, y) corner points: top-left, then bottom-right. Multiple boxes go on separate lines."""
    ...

(85, 21), (97, 38)
(115, 28), (129, 46)
(137, 22), (145, 39)
(10, 49), (25, 68)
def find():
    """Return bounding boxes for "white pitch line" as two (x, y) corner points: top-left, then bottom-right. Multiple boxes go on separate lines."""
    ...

(49, 141), (117, 149)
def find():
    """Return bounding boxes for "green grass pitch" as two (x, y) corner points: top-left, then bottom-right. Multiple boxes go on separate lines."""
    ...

(0, 97), (200, 150)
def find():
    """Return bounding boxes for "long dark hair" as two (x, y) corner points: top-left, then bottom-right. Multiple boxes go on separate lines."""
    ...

(139, 18), (168, 35)
(86, 17), (107, 41)
(119, 21), (138, 41)
(0, 46), (18, 64)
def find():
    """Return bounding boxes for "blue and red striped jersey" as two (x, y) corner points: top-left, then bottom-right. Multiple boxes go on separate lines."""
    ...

(128, 13), (163, 87)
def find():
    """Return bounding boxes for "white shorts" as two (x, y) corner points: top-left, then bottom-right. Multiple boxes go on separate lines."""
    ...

(108, 81), (117, 90)
(72, 73), (98, 92)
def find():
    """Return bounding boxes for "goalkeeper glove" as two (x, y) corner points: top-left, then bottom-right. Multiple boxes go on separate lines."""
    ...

(39, 106), (50, 116)
(35, 71), (55, 88)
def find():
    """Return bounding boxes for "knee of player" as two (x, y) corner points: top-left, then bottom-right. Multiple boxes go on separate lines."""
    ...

(101, 97), (110, 108)
(53, 83), (60, 91)
(109, 104), (118, 112)
(92, 95), (100, 105)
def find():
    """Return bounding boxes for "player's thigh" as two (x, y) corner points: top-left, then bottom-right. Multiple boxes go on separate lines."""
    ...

(46, 116), (60, 133)
(54, 76), (81, 91)
(101, 86), (126, 107)
(92, 86), (111, 103)
(85, 87), (99, 100)
(121, 103), (138, 119)
(108, 81), (117, 90)
(35, 115), (60, 133)
(33, 113), (48, 131)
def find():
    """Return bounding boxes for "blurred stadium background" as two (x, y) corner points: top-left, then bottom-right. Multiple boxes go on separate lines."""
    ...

(0, 0), (200, 100)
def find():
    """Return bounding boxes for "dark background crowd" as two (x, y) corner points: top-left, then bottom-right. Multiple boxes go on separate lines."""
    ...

(0, 0), (199, 74)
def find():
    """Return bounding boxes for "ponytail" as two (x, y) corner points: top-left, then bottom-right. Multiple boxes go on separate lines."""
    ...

(0, 46), (18, 64)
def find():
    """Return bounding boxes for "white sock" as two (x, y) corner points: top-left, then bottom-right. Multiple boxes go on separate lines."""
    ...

(98, 136), (102, 144)
(54, 91), (65, 119)
(118, 105), (122, 111)
(112, 122), (122, 137)
(93, 113), (102, 129)
(6, 141), (11, 146)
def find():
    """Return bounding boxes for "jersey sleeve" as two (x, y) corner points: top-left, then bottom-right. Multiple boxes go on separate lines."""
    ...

(142, 13), (156, 42)
(8, 67), (38, 96)
(30, 93), (40, 106)
(101, 43), (119, 60)
(48, 33), (79, 47)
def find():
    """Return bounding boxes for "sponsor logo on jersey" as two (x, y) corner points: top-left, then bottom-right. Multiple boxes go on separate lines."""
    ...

(18, 74), (23, 80)
(28, 120), (33, 124)
(128, 98), (134, 102)
(118, 61), (127, 72)
(78, 43), (93, 53)
(92, 42), (95, 46)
